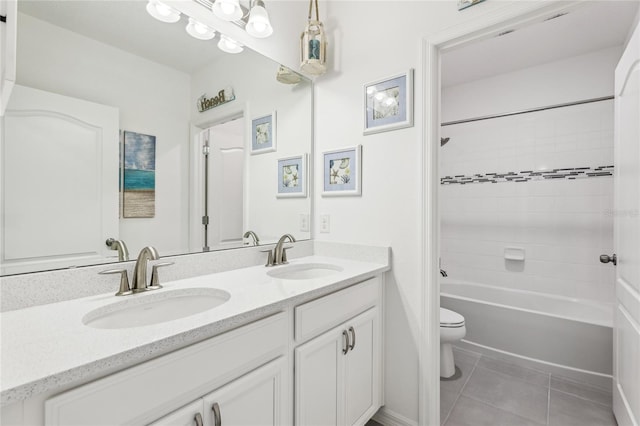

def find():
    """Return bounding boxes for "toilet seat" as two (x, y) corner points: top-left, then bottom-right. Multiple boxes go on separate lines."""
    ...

(440, 307), (465, 328)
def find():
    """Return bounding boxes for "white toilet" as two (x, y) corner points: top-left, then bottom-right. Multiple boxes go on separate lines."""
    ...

(440, 307), (466, 378)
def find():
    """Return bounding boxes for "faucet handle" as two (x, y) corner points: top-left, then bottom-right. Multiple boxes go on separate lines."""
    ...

(149, 262), (174, 289)
(281, 246), (294, 264)
(99, 268), (132, 296)
(260, 249), (275, 267)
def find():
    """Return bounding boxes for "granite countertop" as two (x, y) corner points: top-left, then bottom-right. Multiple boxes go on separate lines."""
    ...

(0, 255), (389, 405)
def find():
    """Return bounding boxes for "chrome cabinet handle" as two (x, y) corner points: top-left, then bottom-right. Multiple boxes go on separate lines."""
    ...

(348, 326), (356, 351)
(212, 402), (222, 426)
(99, 268), (132, 296)
(194, 412), (203, 426)
(342, 330), (350, 355)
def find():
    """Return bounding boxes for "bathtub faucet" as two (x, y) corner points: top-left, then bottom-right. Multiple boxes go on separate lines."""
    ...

(440, 269), (448, 277)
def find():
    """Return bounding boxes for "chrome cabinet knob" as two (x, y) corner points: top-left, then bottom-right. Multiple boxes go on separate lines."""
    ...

(600, 254), (617, 265)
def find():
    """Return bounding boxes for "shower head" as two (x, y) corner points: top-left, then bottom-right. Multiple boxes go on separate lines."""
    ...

(440, 137), (450, 147)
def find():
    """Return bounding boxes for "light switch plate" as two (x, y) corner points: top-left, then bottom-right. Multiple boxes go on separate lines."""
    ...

(299, 214), (310, 232)
(320, 214), (330, 233)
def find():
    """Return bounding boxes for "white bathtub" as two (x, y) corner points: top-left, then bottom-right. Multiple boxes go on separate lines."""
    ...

(441, 279), (614, 389)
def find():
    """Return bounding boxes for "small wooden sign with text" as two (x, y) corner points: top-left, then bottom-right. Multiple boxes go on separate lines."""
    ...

(197, 88), (236, 113)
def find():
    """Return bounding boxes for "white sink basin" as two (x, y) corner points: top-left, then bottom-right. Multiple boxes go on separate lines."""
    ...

(267, 263), (344, 280)
(83, 288), (230, 329)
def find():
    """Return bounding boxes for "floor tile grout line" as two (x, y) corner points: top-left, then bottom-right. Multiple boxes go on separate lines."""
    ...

(471, 362), (550, 391)
(549, 388), (614, 408)
(442, 355), (481, 426)
(462, 393), (548, 426)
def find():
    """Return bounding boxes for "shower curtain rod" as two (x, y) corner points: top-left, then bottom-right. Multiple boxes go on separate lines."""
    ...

(440, 96), (614, 127)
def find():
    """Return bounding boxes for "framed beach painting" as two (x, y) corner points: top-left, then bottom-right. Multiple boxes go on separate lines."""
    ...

(122, 130), (156, 218)
(364, 69), (414, 135)
(251, 111), (277, 154)
(277, 154), (307, 198)
(322, 145), (362, 197)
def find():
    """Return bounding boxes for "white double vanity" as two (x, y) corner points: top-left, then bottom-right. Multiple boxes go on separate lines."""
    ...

(0, 241), (390, 426)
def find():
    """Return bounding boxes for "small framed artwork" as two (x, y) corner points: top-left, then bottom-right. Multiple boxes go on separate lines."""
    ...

(364, 69), (414, 135)
(251, 111), (277, 154)
(122, 130), (156, 218)
(322, 145), (362, 197)
(277, 154), (307, 198)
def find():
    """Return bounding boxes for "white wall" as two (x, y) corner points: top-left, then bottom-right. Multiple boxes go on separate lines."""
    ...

(16, 13), (191, 257)
(190, 51), (312, 244)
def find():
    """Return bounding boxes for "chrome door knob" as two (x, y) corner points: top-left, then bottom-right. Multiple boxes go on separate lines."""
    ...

(600, 254), (617, 265)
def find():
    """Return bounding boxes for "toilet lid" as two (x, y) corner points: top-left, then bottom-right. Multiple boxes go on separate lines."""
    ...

(440, 308), (465, 327)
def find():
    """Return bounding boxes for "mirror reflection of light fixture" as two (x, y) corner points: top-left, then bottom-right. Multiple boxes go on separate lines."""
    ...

(146, 0), (181, 23)
(186, 17), (216, 40)
(300, 0), (327, 76)
(212, 0), (243, 21)
(218, 34), (244, 53)
(246, 0), (273, 38)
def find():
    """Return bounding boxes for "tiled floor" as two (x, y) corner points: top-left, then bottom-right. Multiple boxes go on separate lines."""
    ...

(440, 348), (616, 426)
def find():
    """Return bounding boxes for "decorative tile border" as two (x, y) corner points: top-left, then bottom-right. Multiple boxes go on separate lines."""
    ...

(441, 165), (614, 185)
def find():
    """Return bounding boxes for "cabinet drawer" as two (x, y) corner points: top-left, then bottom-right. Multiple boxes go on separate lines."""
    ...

(45, 313), (287, 426)
(295, 277), (380, 343)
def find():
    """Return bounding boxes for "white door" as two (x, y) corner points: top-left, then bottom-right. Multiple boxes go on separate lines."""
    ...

(1, 85), (119, 274)
(202, 357), (286, 426)
(612, 19), (640, 426)
(147, 400), (203, 426)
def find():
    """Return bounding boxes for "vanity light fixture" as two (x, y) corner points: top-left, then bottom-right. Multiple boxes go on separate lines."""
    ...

(211, 0), (243, 21)
(246, 0), (273, 38)
(146, 0), (181, 23)
(186, 17), (216, 40)
(300, 0), (327, 76)
(218, 34), (244, 53)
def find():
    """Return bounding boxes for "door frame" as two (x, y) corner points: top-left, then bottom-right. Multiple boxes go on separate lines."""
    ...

(188, 109), (246, 252)
(419, 2), (584, 424)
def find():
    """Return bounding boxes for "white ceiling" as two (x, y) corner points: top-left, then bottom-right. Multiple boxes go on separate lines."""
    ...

(18, 0), (231, 74)
(442, 1), (640, 87)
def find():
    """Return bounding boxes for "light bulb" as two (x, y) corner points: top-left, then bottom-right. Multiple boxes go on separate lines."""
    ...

(246, 2), (273, 38)
(146, 0), (180, 23)
(218, 35), (243, 53)
(221, 2), (235, 15)
(212, 0), (243, 21)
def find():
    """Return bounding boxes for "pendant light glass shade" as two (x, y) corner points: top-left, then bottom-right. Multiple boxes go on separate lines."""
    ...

(300, 0), (327, 75)
(186, 17), (216, 40)
(212, 0), (243, 21)
(218, 35), (244, 53)
(246, 0), (273, 38)
(146, 0), (181, 23)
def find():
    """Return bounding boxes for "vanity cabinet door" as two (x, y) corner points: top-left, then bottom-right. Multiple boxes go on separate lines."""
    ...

(295, 308), (379, 426)
(295, 323), (344, 426)
(147, 400), (204, 426)
(344, 309), (378, 426)
(202, 357), (287, 426)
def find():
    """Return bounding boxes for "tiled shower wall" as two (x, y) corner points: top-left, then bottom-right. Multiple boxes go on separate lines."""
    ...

(439, 100), (615, 303)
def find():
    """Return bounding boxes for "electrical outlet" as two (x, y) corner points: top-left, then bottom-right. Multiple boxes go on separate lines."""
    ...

(320, 214), (330, 233)
(299, 214), (310, 232)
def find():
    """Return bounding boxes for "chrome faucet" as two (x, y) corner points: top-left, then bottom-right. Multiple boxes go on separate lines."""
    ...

(106, 238), (129, 261)
(243, 230), (260, 246)
(266, 234), (296, 266)
(131, 246), (160, 292)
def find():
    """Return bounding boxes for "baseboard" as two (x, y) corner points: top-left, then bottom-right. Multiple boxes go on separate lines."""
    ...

(372, 407), (418, 426)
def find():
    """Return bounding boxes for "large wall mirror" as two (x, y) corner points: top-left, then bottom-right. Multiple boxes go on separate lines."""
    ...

(1, 0), (312, 275)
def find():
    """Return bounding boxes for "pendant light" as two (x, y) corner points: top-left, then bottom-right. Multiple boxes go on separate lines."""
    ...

(300, 0), (327, 75)
(218, 34), (244, 53)
(246, 0), (273, 38)
(212, 0), (243, 21)
(186, 17), (216, 40)
(146, 0), (181, 23)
